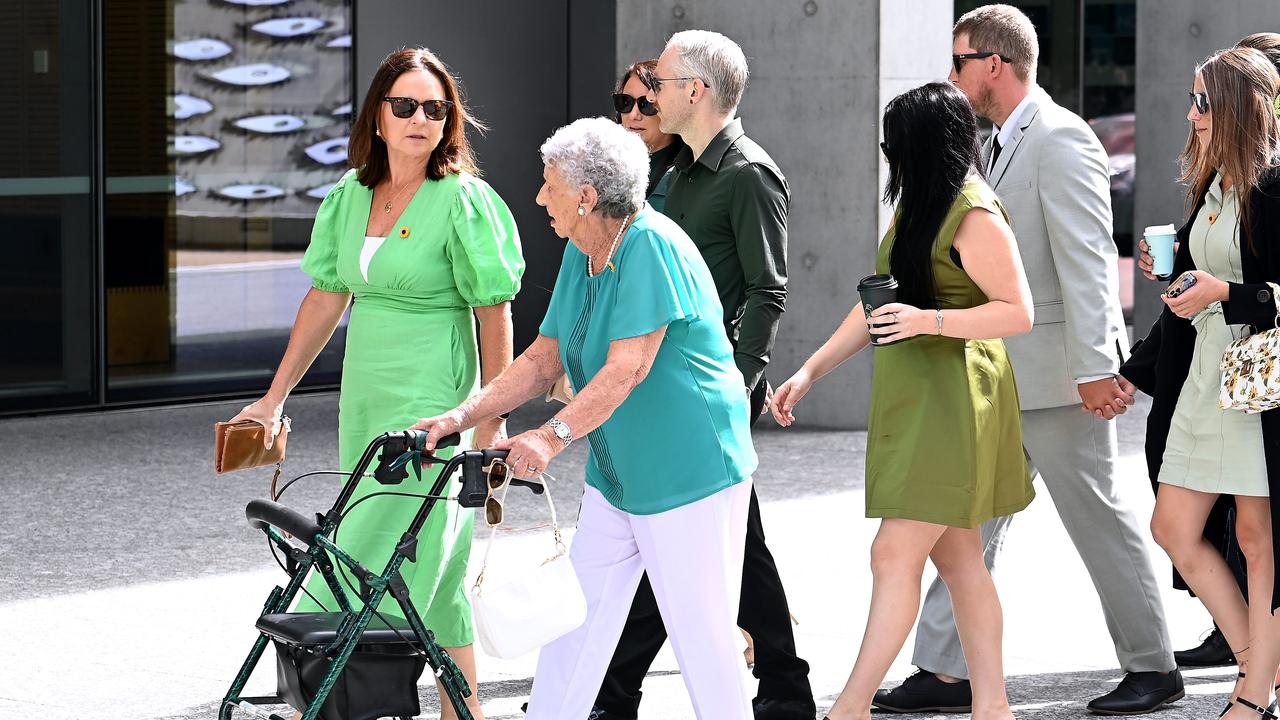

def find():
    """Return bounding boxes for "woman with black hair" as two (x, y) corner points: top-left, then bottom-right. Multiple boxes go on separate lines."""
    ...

(772, 81), (1033, 720)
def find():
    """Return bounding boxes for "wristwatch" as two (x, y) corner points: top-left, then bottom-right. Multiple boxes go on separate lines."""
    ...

(545, 417), (573, 447)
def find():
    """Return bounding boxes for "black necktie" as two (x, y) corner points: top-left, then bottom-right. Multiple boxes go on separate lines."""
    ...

(990, 136), (1004, 170)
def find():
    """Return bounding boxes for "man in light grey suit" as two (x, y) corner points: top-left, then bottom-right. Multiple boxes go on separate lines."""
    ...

(873, 5), (1183, 716)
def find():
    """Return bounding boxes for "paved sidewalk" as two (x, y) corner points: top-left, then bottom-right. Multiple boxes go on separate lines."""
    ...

(0, 392), (1229, 719)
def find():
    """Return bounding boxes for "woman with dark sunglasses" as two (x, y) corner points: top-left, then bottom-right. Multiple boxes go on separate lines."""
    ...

(230, 46), (524, 720)
(1120, 47), (1280, 720)
(613, 59), (686, 211)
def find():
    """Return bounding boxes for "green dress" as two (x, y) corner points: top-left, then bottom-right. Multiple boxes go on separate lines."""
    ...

(864, 177), (1033, 529)
(294, 168), (524, 646)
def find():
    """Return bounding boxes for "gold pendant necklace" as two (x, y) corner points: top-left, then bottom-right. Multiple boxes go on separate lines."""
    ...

(382, 178), (419, 214)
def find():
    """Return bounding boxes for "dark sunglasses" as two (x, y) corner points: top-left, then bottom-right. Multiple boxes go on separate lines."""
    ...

(952, 51), (1011, 74)
(650, 76), (712, 92)
(383, 96), (453, 121)
(484, 459), (511, 527)
(1189, 91), (1210, 114)
(613, 93), (658, 117)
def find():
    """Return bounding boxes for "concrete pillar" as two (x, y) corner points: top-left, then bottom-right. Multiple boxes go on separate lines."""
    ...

(1132, 0), (1279, 337)
(616, 0), (951, 429)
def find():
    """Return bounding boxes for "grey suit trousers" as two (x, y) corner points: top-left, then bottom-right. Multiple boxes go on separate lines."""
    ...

(912, 404), (1176, 677)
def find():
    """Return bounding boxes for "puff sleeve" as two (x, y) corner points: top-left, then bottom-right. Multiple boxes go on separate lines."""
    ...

(607, 227), (706, 341)
(447, 178), (525, 307)
(299, 171), (353, 293)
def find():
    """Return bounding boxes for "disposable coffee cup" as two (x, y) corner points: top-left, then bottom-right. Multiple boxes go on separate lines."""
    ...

(857, 274), (902, 347)
(1144, 224), (1177, 280)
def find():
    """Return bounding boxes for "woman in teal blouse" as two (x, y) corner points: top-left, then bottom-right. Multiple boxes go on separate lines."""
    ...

(232, 48), (522, 720)
(412, 117), (757, 718)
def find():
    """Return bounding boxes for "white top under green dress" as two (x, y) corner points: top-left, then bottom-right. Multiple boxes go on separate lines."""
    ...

(1159, 173), (1268, 496)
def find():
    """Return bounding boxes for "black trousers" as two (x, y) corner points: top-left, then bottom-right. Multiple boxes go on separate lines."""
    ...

(593, 377), (813, 717)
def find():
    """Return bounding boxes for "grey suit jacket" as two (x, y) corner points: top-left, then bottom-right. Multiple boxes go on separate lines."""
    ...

(986, 87), (1127, 411)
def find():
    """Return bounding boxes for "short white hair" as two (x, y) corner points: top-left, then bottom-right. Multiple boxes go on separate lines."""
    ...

(539, 117), (648, 218)
(667, 30), (749, 114)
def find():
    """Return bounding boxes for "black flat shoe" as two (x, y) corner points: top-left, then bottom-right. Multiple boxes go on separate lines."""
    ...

(1086, 670), (1185, 716)
(1176, 627), (1237, 668)
(872, 669), (972, 713)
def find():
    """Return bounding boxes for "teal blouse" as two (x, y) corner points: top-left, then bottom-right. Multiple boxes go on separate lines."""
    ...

(539, 206), (757, 514)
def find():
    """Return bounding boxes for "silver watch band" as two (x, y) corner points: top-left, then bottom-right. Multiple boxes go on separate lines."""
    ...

(545, 417), (573, 446)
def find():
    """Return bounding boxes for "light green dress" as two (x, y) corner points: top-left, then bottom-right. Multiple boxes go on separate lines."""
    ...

(294, 168), (524, 646)
(864, 177), (1033, 528)
(1159, 174), (1268, 496)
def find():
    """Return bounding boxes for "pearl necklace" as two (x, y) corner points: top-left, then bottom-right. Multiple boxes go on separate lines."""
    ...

(587, 212), (633, 277)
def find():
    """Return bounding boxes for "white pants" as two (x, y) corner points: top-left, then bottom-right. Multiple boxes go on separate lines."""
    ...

(525, 480), (754, 719)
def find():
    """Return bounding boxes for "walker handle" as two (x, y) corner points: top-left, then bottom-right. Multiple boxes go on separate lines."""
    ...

(245, 499), (323, 546)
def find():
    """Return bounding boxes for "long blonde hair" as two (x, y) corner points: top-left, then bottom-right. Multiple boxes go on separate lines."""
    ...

(1179, 47), (1280, 253)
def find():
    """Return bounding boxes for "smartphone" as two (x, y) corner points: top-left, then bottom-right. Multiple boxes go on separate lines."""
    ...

(1165, 271), (1197, 298)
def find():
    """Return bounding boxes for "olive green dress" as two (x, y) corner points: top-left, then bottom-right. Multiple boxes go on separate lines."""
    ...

(864, 177), (1033, 528)
(293, 168), (524, 646)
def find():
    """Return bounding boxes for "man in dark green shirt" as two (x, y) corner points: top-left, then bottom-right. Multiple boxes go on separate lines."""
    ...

(664, 117), (788, 398)
(592, 30), (814, 720)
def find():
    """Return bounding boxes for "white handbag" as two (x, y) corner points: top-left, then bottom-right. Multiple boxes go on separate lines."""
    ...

(1220, 282), (1280, 413)
(470, 473), (587, 659)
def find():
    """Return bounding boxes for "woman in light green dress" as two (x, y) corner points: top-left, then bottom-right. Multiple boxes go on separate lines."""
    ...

(232, 48), (523, 720)
(1158, 173), (1268, 495)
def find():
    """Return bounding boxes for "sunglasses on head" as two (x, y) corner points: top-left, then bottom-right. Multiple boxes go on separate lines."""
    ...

(1189, 91), (1210, 114)
(383, 96), (453, 121)
(484, 459), (511, 527)
(613, 93), (658, 117)
(952, 51), (1011, 75)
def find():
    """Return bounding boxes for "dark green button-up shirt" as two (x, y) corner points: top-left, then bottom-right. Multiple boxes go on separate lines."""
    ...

(662, 118), (789, 390)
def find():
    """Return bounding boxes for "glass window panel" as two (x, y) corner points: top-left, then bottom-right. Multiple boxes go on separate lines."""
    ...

(0, 0), (96, 412)
(104, 0), (352, 403)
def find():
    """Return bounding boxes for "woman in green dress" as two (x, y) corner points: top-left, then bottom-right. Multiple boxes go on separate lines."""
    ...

(771, 82), (1033, 720)
(232, 47), (523, 720)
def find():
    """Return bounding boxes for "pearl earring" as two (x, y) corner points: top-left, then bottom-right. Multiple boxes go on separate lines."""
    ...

(577, 206), (586, 216)
(375, 128), (381, 137)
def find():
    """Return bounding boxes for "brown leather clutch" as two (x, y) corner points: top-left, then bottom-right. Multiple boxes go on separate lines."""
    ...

(215, 417), (290, 475)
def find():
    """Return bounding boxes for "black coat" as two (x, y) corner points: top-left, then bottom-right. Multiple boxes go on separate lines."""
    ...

(1121, 167), (1280, 609)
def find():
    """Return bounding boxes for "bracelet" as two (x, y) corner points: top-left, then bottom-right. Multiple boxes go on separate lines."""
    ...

(935, 309), (944, 335)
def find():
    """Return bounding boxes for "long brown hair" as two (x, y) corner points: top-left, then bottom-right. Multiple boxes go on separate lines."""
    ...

(1237, 33), (1280, 75)
(348, 47), (485, 187)
(1179, 47), (1280, 253)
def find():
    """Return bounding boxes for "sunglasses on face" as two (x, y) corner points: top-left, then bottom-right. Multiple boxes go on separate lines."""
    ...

(383, 96), (453, 121)
(1189, 91), (1210, 114)
(613, 93), (658, 117)
(952, 51), (1011, 75)
(484, 459), (511, 527)
(650, 76), (712, 92)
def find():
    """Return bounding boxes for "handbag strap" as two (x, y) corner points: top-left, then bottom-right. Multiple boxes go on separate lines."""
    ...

(472, 471), (566, 593)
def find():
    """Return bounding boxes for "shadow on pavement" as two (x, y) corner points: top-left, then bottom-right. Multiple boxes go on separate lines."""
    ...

(161, 664), (1231, 720)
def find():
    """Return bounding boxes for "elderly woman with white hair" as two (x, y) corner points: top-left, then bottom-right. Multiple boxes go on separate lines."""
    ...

(411, 116), (759, 717)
